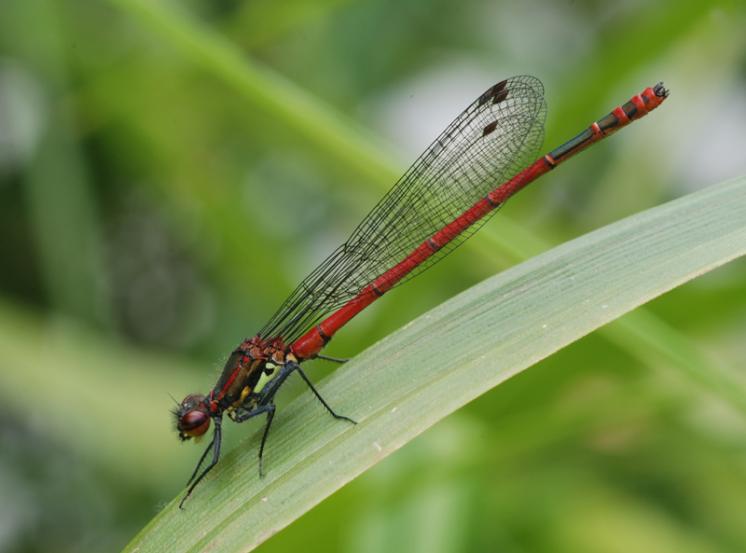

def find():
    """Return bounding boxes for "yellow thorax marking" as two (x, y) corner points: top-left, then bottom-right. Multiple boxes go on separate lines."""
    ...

(228, 385), (252, 411)
(255, 362), (279, 394)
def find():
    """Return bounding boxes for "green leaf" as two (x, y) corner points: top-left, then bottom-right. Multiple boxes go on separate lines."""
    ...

(125, 176), (746, 552)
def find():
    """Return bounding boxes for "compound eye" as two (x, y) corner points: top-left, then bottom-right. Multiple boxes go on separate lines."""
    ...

(179, 410), (211, 439)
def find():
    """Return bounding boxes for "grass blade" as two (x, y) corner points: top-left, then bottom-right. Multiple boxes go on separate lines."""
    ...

(125, 176), (746, 552)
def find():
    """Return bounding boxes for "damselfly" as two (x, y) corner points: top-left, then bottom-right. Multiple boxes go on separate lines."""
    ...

(174, 76), (668, 507)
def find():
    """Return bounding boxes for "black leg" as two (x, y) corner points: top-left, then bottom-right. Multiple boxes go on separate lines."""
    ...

(294, 364), (357, 424)
(232, 402), (275, 423)
(185, 436), (214, 487)
(258, 404), (275, 478)
(179, 416), (222, 510)
(232, 403), (277, 478)
(315, 354), (349, 364)
(227, 361), (355, 484)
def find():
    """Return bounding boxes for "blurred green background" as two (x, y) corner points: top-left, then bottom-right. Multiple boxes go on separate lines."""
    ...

(1, 0), (746, 551)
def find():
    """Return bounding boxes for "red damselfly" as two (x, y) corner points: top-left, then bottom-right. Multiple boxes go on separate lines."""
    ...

(175, 76), (668, 507)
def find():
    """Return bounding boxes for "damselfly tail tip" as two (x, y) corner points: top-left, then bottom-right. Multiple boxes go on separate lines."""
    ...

(653, 82), (669, 98)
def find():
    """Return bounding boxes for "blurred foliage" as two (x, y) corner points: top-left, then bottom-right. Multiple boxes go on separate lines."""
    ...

(0, 0), (745, 551)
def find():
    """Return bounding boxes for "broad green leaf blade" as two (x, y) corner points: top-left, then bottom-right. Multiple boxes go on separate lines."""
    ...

(125, 176), (746, 553)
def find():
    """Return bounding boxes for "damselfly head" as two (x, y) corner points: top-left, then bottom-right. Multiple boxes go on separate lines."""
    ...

(174, 393), (211, 441)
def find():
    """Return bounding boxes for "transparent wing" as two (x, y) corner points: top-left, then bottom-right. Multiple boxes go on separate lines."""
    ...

(260, 75), (547, 342)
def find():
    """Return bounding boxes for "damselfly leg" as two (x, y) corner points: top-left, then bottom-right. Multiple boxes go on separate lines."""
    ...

(179, 416), (222, 509)
(314, 354), (349, 364)
(291, 363), (357, 424)
(230, 362), (356, 477)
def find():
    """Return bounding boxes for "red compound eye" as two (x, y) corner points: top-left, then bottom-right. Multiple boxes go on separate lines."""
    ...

(175, 394), (210, 440)
(179, 410), (210, 437)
